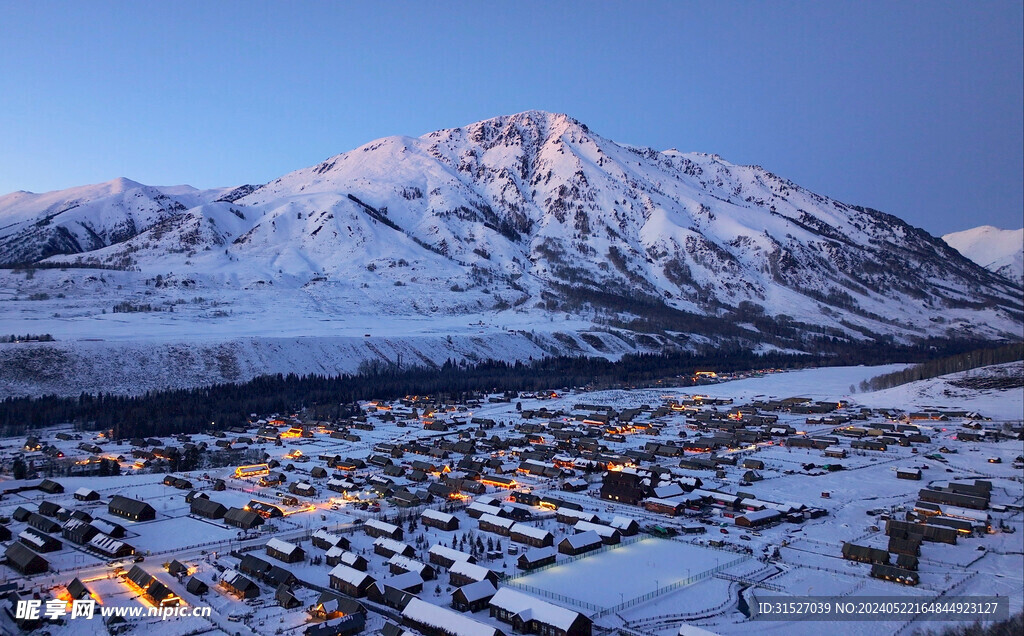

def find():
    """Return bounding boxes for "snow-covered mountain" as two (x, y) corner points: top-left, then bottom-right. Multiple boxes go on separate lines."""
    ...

(943, 225), (1023, 285)
(0, 178), (232, 265)
(0, 111), (1020, 395)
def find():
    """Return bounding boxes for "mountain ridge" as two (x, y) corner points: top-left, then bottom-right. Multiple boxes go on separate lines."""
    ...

(0, 110), (1020, 396)
(943, 225), (1023, 285)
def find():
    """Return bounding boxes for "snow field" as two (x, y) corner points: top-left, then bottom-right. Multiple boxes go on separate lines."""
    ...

(511, 537), (746, 609)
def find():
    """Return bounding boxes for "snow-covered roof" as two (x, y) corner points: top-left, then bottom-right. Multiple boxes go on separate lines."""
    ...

(644, 497), (685, 507)
(381, 570), (423, 590)
(653, 483), (685, 498)
(267, 538), (299, 554)
(457, 579), (497, 603)
(489, 587), (584, 630)
(313, 529), (345, 544)
(366, 519), (400, 534)
(478, 513), (515, 529)
(449, 560), (493, 582)
(556, 508), (597, 521)
(737, 509), (782, 523)
(510, 523), (551, 540)
(74, 487), (96, 497)
(609, 515), (637, 530)
(428, 544), (473, 563)
(329, 563), (372, 586)
(692, 489), (738, 503)
(18, 530), (47, 549)
(742, 499), (797, 513)
(938, 506), (990, 522)
(88, 533), (128, 554)
(90, 518), (122, 535)
(573, 520), (617, 537)
(401, 597), (497, 636)
(421, 508), (455, 523)
(389, 554), (429, 573)
(468, 502), (503, 515)
(520, 546), (557, 562)
(62, 518), (90, 531)
(561, 530), (602, 549)
(374, 537), (411, 554)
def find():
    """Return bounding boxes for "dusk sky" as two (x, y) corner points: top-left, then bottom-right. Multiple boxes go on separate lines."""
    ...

(1, 1), (1020, 236)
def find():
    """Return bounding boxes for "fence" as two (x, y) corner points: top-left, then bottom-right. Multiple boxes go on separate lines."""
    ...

(593, 554), (748, 618)
(714, 571), (784, 592)
(501, 535), (646, 581)
(503, 581), (605, 613)
(503, 535), (749, 617)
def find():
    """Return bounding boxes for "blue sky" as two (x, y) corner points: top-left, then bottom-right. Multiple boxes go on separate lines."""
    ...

(1, 1), (1020, 235)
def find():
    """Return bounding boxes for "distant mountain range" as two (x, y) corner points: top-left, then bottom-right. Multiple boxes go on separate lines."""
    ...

(0, 111), (1020, 396)
(943, 225), (1023, 285)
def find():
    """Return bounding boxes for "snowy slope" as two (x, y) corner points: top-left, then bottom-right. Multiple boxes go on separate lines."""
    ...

(0, 111), (1021, 396)
(943, 225), (1023, 285)
(0, 177), (230, 264)
(853, 360), (1023, 420)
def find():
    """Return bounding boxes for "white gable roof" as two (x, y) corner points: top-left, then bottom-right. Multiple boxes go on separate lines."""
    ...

(489, 587), (584, 630)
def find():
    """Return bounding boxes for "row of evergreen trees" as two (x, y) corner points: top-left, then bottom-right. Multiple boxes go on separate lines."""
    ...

(859, 343), (1023, 392)
(0, 338), (1008, 439)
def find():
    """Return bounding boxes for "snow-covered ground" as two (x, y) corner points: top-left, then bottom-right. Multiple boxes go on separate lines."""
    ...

(854, 361), (1023, 421)
(0, 363), (1020, 636)
(510, 538), (742, 608)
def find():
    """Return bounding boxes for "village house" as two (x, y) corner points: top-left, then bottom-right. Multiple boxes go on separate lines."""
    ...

(185, 577), (209, 596)
(326, 547), (369, 570)
(489, 587), (592, 636)
(329, 564), (375, 598)
(478, 513), (516, 537)
(108, 495), (156, 522)
(735, 509), (782, 528)
(609, 516), (640, 536)
(374, 537), (416, 559)
(266, 538), (305, 563)
(421, 508), (460, 531)
(448, 560), (500, 587)
(451, 580), (497, 613)
(312, 529), (351, 551)
(88, 533), (134, 558)
(223, 507), (264, 529)
(74, 487), (100, 502)
(510, 523), (555, 548)
(402, 597), (505, 636)
(558, 530), (603, 556)
(428, 544), (476, 569)
(389, 555), (436, 580)
(4, 541), (48, 575)
(220, 569), (260, 599)
(364, 519), (404, 540)
(190, 498), (227, 519)
(842, 542), (890, 565)
(573, 520), (621, 545)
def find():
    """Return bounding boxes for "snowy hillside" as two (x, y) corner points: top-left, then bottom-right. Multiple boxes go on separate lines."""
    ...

(0, 111), (1021, 395)
(854, 360), (1024, 421)
(943, 225), (1023, 285)
(0, 177), (231, 265)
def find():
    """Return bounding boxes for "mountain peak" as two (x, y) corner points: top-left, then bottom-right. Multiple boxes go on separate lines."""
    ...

(2, 113), (1020, 351)
(943, 225), (1024, 284)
